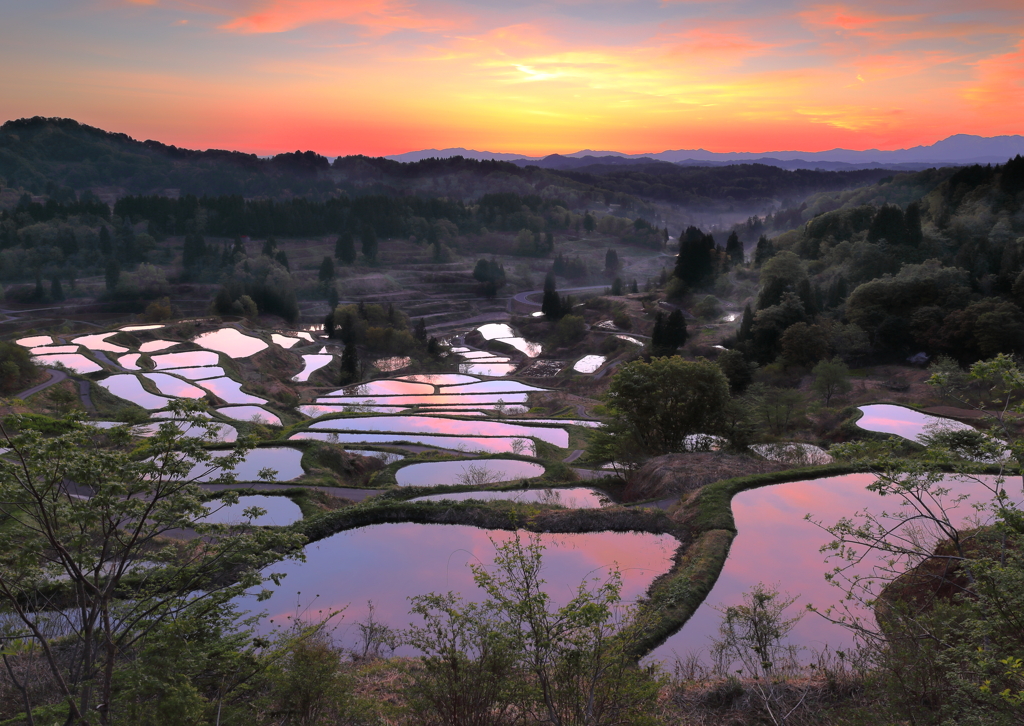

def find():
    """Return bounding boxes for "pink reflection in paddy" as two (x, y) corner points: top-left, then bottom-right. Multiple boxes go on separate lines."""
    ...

(856, 404), (974, 443)
(309, 416), (568, 447)
(289, 431), (535, 455)
(399, 374), (478, 385)
(649, 473), (1007, 664)
(315, 393), (528, 406)
(332, 380), (435, 396)
(152, 351), (220, 369)
(244, 524), (678, 653)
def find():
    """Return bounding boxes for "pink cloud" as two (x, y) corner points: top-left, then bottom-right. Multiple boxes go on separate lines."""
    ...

(216, 0), (462, 34)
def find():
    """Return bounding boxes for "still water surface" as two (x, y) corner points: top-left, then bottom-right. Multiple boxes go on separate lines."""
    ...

(246, 524), (678, 654)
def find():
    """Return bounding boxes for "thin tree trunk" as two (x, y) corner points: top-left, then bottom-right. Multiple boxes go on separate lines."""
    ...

(3, 653), (34, 726)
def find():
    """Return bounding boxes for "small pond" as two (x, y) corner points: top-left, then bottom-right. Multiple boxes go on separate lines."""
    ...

(217, 406), (282, 426)
(855, 404), (975, 444)
(197, 495), (302, 527)
(309, 416), (568, 447)
(152, 351), (220, 369)
(316, 393), (529, 406)
(98, 374), (173, 410)
(616, 335), (643, 346)
(290, 432), (535, 455)
(395, 459), (546, 487)
(458, 350), (506, 360)
(399, 374), (478, 385)
(121, 324), (164, 332)
(271, 333), (300, 349)
(139, 340), (179, 353)
(439, 381), (545, 395)
(299, 404), (412, 417)
(198, 377), (267, 405)
(573, 355), (606, 373)
(410, 487), (606, 508)
(30, 345), (79, 354)
(190, 447), (305, 482)
(193, 328), (268, 358)
(244, 524), (677, 653)
(141, 373), (208, 399)
(649, 472), (1007, 664)
(72, 332), (127, 353)
(17, 335), (53, 347)
(118, 353), (142, 370)
(32, 353), (102, 374)
(161, 366), (226, 380)
(460, 362), (516, 377)
(477, 323), (515, 339)
(292, 354), (333, 382)
(334, 380), (435, 396)
(497, 338), (543, 357)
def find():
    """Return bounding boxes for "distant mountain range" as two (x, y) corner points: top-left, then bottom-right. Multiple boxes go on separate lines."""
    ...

(386, 134), (1024, 171)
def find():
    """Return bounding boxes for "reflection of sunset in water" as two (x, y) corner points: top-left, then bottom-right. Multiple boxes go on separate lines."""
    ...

(649, 473), (1007, 665)
(855, 404), (975, 443)
(308, 415), (568, 447)
(244, 524), (678, 655)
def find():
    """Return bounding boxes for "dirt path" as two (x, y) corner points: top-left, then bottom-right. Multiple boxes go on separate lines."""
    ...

(78, 381), (96, 412)
(13, 368), (67, 399)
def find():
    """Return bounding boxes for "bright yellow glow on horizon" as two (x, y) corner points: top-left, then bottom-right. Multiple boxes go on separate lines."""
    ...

(1, 0), (1022, 156)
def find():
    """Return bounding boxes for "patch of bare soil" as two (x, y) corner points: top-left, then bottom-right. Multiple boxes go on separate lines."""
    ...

(623, 452), (787, 502)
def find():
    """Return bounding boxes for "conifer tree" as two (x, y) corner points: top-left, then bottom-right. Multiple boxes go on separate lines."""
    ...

(336, 231), (357, 264)
(361, 226), (378, 262)
(725, 231), (744, 265)
(737, 303), (754, 342)
(340, 340), (359, 384)
(542, 271), (561, 319)
(318, 255), (335, 283)
(904, 202), (924, 247)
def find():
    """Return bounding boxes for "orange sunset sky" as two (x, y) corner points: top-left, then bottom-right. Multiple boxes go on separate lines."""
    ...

(2, 0), (1022, 157)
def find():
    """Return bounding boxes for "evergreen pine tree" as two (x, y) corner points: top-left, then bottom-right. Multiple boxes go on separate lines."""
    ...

(361, 226), (378, 262)
(725, 231), (744, 265)
(605, 248), (618, 272)
(340, 341), (359, 384)
(905, 202), (923, 247)
(737, 303), (754, 342)
(318, 255), (335, 283)
(415, 318), (427, 342)
(261, 236), (277, 257)
(611, 278), (623, 295)
(51, 276), (64, 302)
(336, 231), (357, 264)
(631, 279), (638, 294)
(754, 235), (775, 266)
(542, 271), (561, 319)
(665, 309), (688, 351)
(323, 312), (336, 338)
(275, 250), (290, 270)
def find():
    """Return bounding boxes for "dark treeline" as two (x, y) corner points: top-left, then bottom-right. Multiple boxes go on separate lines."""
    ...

(2, 118), (909, 217)
(111, 191), (577, 239)
(555, 162), (894, 206)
